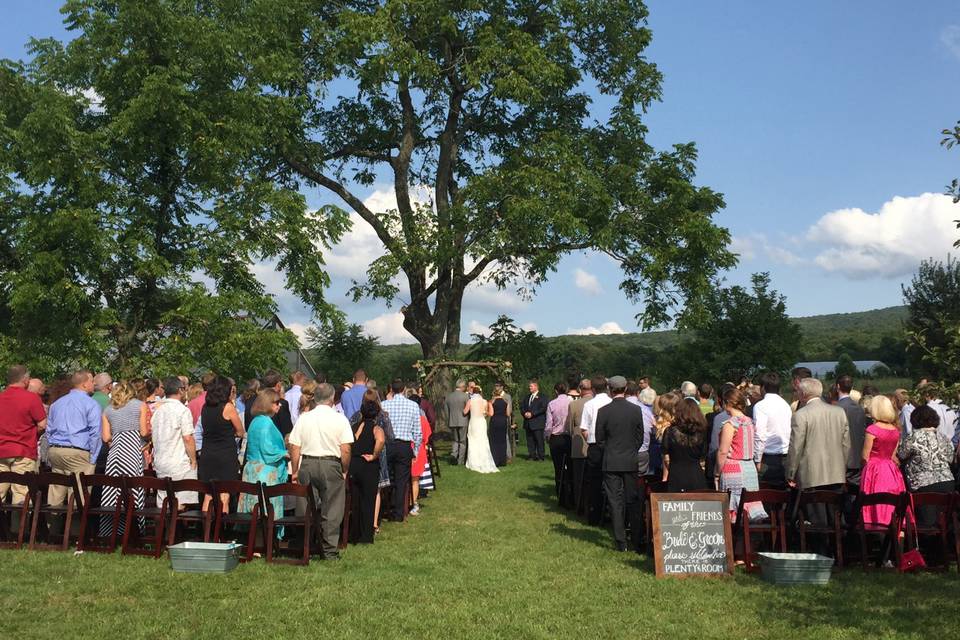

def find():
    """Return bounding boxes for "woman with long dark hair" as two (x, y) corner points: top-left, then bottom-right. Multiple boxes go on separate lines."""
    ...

(348, 389), (387, 543)
(661, 396), (708, 492)
(197, 375), (245, 512)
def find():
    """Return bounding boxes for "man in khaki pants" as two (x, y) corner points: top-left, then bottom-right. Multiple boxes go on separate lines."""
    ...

(0, 365), (47, 510)
(46, 370), (102, 508)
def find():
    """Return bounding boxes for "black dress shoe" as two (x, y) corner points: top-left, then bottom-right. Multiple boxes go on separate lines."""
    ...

(615, 542), (627, 552)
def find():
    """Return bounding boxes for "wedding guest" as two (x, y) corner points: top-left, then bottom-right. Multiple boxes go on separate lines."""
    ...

(262, 370), (294, 438)
(407, 390), (432, 516)
(596, 376), (644, 551)
(98, 381), (149, 535)
(918, 384), (959, 445)
(339, 369), (368, 423)
(899, 405), (957, 526)
(382, 379), (421, 521)
(564, 379), (592, 512)
(151, 377), (199, 505)
(715, 387), (763, 521)
(198, 376), (245, 512)
(545, 382), (572, 500)
(894, 389), (914, 437)
(0, 365), (46, 506)
(91, 372), (113, 410)
(284, 371), (308, 426)
(706, 382), (735, 479)
(859, 395), (910, 528)
(680, 381), (698, 404)
(637, 386), (658, 475)
(445, 380), (469, 465)
(836, 375), (867, 494)
(46, 370), (102, 507)
(418, 386), (437, 429)
(697, 383), (714, 416)
(188, 373), (215, 427)
(661, 395), (708, 492)
(239, 389), (288, 525)
(240, 379), (260, 427)
(790, 366), (812, 411)
(581, 375), (611, 525)
(348, 390), (386, 543)
(289, 383), (354, 560)
(786, 378), (850, 546)
(752, 372), (792, 488)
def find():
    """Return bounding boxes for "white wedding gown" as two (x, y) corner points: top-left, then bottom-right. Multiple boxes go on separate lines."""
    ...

(465, 396), (499, 474)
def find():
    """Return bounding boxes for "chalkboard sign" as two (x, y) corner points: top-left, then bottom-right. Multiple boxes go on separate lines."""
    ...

(651, 492), (734, 577)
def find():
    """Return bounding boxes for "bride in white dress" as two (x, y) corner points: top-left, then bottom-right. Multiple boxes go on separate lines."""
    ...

(463, 387), (499, 474)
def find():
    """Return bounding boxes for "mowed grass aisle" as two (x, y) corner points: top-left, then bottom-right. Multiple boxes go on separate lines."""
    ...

(1, 451), (955, 640)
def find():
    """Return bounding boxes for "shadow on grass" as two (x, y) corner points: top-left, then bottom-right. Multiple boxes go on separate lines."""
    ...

(516, 482), (567, 515)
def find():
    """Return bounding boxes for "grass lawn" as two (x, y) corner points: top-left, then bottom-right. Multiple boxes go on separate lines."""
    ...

(2, 445), (955, 640)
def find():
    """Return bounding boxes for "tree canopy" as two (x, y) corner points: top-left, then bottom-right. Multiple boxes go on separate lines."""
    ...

(0, 1), (346, 379)
(228, 0), (735, 357)
(682, 272), (802, 382)
(305, 322), (378, 385)
(903, 257), (960, 384)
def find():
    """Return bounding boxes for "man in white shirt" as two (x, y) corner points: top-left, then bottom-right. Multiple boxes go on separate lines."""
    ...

(919, 384), (960, 446)
(285, 371), (307, 425)
(752, 372), (793, 488)
(289, 383), (354, 560)
(151, 377), (198, 504)
(580, 375), (611, 526)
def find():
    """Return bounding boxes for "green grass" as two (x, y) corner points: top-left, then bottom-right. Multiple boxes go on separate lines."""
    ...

(2, 447), (955, 640)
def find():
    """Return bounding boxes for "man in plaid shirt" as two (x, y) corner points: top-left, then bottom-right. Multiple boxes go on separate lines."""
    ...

(381, 379), (422, 520)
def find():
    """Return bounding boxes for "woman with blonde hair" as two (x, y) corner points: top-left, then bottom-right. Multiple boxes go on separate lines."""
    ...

(651, 391), (680, 480)
(100, 381), (150, 536)
(860, 394), (911, 528)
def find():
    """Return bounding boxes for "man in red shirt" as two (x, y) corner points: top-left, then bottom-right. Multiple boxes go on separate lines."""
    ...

(0, 365), (47, 504)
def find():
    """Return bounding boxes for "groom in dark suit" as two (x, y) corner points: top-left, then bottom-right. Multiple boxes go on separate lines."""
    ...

(596, 375), (644, 552)
(521, 378), (548, 461)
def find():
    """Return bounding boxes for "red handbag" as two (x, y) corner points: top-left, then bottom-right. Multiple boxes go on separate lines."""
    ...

(898, 495), (926, 572)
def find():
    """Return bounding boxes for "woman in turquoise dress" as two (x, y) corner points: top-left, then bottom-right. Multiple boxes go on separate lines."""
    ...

(239, 389), (288, 529)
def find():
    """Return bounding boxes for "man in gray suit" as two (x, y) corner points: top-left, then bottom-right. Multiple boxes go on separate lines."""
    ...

(835, 375), (866, 490)
(445, 380), (470, 465)
(787, 377), (850, 550)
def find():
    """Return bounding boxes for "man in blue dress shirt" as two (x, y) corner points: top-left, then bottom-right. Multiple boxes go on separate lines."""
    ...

(46, 370), (102, 507)
(339, 369), (368, 421)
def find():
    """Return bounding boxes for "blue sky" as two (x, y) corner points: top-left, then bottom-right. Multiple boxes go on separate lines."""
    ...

(4, 1), (960, 344)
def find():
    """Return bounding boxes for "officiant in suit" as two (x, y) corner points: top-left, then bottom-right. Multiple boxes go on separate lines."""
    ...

(595, 376), (644, 552)
(521, 378), (548, 460)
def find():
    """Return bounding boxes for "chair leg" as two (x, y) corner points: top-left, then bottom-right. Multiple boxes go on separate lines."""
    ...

(742, 520), (754, 571)
(265, 513), (275, 563)
(301, 519), (311, 566)
(77, 503), (90, 552)
(121, 502), (134, 555)
(859, 529), (869, 570)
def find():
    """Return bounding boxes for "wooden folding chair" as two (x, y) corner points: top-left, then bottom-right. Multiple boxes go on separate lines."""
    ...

(797, 489), (846, 567)
(211, 480), (262, 562)
(28, 473), (79, 551)
(737, 489), (790, 572)
(121, 476), (171, 558)
(0, 471), (35, 549)
(77, 474), (126, 553)
(167, 479), (215, 545)
(262, 483), (315, 565)
(855, 491), (907, 570)
(427, 434), (441, 481)
(907, 491), (953, 571)
(643, 478), (667, 555)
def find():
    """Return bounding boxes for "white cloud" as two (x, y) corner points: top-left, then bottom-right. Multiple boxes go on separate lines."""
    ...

(467, 320), (492, 338)
(941, 25), (960, 60)
(520, 322), (538, 332)
(284, 322), (311, 347)
(567, 321), (626, 336)
(729, 232), (801, 266)
(573, 268), (602, 296)
(805, 193), (960, 279)
(362, 312), (416, 344)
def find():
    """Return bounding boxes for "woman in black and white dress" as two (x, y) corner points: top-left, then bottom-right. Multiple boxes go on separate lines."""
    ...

(100, 382), (150, 536)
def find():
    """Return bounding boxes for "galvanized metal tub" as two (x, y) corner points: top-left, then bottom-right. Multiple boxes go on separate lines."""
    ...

(758, 552), (833, 585)
(168, 542), (242, 574)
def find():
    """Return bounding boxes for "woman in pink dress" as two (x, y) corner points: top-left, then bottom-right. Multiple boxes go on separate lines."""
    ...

(860, 395), (910, 526)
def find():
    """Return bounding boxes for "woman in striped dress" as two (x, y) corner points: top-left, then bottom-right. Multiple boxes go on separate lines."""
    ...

(100, 382), (150, 536)
(715, 387), (765, 523)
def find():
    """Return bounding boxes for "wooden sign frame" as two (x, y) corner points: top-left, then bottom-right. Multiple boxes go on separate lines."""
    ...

(651, 492), (735, 578)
